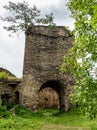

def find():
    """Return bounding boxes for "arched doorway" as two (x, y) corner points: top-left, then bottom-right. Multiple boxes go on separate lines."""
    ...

(15, 91), (19, 104)
(38, 80), (64, 109)
(39, 87), (59, 108)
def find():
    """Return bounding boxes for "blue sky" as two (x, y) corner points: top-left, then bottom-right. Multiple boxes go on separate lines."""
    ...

(0, 0), (74, 77)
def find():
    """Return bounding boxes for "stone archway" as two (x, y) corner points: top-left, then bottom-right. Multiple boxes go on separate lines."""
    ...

(38, 80), (64, 109)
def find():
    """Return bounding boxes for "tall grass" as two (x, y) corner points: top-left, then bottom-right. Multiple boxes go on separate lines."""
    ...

(0, 105), (97, 130)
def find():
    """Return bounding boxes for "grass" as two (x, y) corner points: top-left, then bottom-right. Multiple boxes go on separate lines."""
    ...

(0, 106), (97, 130)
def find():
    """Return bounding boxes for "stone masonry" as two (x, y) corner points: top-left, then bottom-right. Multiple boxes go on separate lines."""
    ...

(0, 68), (20, 105)
(0, 26), (74, 111)
(20, 26), (74, 110)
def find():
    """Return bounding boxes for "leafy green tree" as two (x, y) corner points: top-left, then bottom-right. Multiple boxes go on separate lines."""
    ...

(62, 0), (97, 118)
(0, 1), (55, 35)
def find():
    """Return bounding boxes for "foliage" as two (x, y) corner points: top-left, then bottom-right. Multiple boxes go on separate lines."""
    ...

(0, 1), (56, 35)
(0, 103), (11, 118)
(0, 72), (8, 81)
(15, 105), (43, 118)
(62, 0), (97, 119)
(0, 108), (97, 129)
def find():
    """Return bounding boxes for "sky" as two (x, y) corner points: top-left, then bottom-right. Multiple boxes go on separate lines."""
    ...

(0, 0), (74, 78)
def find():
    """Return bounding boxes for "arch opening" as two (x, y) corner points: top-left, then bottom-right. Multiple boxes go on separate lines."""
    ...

(15, 91), (19, 104)
(38, 80), (64, 110)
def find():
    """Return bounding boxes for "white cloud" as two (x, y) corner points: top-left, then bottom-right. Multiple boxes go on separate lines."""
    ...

(26, 0), (60, 7)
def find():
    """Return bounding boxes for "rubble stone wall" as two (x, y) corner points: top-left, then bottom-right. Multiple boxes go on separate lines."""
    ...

(21, 26), (74, 110)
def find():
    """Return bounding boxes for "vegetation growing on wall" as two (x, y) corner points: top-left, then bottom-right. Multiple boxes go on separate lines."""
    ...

(0, 1), (55, 36)
(0, 72), (8, 81)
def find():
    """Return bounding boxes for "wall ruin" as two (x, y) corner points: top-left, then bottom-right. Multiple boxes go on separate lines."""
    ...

(0, 68), (21, 105)
(20, 26), (74, 110)
(0, 26), (74, 111)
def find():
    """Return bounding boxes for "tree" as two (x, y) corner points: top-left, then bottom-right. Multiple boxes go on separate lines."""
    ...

(62, 0), (97, 118)
(0, 1), (55, 35)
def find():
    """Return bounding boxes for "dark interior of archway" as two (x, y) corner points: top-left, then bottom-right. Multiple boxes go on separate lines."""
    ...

(39, 80), (61, 94)
(1, 93), (11, 106)
(15, 91), (19, 104)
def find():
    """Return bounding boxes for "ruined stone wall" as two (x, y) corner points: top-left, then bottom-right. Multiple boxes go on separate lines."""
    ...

(0, 81), (17, 104)
(21, 26), (74, 110)
(0, 68), (21, 105)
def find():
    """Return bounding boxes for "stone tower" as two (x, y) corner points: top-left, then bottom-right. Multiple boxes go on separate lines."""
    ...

(21, 26), (74, 110)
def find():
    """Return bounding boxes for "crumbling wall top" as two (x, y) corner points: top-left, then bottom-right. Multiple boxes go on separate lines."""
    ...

(26, 25), (72, 38)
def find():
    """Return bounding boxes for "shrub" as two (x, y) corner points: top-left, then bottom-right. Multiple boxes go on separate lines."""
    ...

(0, 103), (11, 118)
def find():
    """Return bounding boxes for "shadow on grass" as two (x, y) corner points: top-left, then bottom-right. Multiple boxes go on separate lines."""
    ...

(14, 105), (82, 120)
(52, 108), (80, 117)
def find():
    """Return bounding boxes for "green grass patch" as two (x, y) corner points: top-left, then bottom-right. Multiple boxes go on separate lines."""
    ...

(0, 106), (97, 130)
